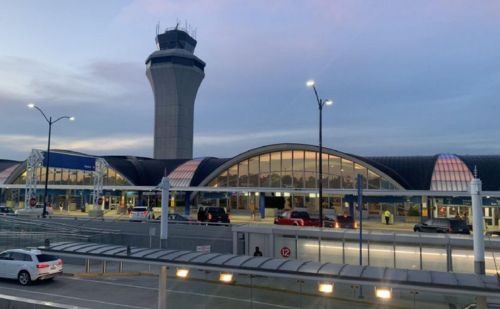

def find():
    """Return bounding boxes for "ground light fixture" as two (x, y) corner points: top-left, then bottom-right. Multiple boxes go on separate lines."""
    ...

(219, 272), (234, 283)
(375, 287), (392, 299)
(318, 282), (334, 294)
(176, 268), (189, 278)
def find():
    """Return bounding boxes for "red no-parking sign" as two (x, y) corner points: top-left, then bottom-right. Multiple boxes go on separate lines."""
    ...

(29, 197), (37, 207)
(280, 246), (291, 258)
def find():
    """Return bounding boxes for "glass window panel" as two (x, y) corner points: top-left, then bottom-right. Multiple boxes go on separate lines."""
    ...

(260, 172), (270, 187)
(227, 165), (238, 187)
(281, 151), (292, 188)
(270, 172), (281, 187)
(217, 171), (228, 187)
(260, 154), (270, 173)
(293, 171), (304, 188)
(238, 160), (248, 187)
(293, 151), (304, 171)
(341, 159), (354, 189)
(304, 151), (316, 172)
(304, 171), (317, 188)
(270, 152), (281, 172)
(329, 156), (341, 189)
(354, 164), (367, 189)
(368, 170), (381, 189)
(248, 157), (259, 187)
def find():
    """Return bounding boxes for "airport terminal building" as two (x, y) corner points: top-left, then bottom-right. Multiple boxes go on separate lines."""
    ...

(2, 28), (499, 226)
(1, 143), (499, 227)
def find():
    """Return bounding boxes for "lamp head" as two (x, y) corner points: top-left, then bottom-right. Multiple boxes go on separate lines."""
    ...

(27, 103), (35, 109)
(69, 116), (75, 121)
(306, 80), (315, 88)
(325, 99), (333, 106)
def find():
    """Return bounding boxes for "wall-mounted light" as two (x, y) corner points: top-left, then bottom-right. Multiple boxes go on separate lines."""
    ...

(318, 282), (334, 294)
(375, 287), (392, 299)
(219, 273), (233, 283)
(176, 268), (189, 278)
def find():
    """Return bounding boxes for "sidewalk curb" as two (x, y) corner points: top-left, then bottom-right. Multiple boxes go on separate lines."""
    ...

(63, 271), (157, 278)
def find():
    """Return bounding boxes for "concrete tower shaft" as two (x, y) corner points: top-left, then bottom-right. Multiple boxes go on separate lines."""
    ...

(146, 28), (205, 159)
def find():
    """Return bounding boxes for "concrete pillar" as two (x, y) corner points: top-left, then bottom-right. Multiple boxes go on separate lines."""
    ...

(471, 178), (485, 274)
(160, 177), (170, 241)
(158, 265), (167, 309)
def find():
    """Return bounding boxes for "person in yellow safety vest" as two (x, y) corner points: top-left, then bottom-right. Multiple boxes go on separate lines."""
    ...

(384, 209), (391, 225)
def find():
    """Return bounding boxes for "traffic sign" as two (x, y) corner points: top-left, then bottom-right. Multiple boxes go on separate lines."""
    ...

(29, 197), (37, 207)
(280, 246), (291, 258)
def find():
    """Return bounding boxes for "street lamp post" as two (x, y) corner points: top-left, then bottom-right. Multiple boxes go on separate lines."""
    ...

(28, 103), (74, 218)
(306, 80), (333, 228)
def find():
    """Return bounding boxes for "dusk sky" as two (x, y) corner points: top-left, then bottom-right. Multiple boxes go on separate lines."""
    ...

(1, 0), (499, 161)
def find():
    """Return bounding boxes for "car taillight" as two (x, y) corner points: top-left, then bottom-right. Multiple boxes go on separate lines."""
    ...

(208, 213), (213, 220)
(56, 259), (63, 265)
(335, 222), (339, 228)
(37, 263), (49, 269)
(354, 221), (358, 229)
(143, 211), (148, 216)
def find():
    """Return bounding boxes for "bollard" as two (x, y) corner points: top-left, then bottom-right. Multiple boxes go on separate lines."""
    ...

(119, 261), (123, 272)
(127, 245), (131, 256)
(85, 259), (90, 273)
(102, 261), (107, 273)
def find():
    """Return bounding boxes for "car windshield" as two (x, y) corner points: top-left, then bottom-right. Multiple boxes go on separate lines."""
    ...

(208, 208), (225, 214)
(450, 220), (468, 228)
(337, 215), (354, 223)
(36, 254), (58, 262)
(132, 207), (147, 212)
(292, 211), (310, 219)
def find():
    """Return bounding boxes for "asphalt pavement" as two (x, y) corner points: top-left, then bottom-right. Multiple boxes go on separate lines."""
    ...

(0, 274), (394, 309)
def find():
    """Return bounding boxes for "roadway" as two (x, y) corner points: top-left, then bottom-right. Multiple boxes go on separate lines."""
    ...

(0, 274), (397, 309)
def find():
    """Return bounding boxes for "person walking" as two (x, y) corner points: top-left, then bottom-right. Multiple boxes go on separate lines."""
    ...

(384, 209), (391, 225)
(253, 246), (263, 257)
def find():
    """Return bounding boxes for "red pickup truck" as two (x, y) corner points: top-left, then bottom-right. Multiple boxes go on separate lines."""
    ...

(274, 210), (322, 227)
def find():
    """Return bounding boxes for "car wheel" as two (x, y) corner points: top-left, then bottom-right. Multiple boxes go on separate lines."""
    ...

(18, 270), (31, 286)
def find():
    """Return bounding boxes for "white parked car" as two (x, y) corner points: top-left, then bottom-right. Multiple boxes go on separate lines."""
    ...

(15, 204), (53, 216)
(0, 249), (63, 285)
(129, 206), (152, 221)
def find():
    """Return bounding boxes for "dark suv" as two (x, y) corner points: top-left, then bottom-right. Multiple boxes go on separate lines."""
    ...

(414, 218), (470, 234)
(199, 207), (230, 224)
(0, 206), (15, 216)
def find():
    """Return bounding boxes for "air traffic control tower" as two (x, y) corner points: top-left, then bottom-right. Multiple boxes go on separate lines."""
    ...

(146, 27), (205, 159)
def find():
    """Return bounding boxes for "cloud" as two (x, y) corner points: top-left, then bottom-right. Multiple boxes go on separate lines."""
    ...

(0, 133), (153, 158)
(0, 56), (148, 107)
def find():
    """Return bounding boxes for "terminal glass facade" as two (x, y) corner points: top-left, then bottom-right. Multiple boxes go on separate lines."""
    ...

(207, 150), (399, 190)
(12, 166), (132, 186)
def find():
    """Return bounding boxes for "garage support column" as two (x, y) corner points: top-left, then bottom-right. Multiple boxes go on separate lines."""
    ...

(158, 265), (167, 309)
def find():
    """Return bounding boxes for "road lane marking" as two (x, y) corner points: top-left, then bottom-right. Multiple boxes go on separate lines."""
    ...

(0, 286), (151, 309)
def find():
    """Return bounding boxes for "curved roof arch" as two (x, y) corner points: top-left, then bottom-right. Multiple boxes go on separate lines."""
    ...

(197, 143), (405, 190)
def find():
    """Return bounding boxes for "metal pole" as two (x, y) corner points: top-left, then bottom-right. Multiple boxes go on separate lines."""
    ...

(357, 174), (363, 265)
(158, 265), (167, 309)
(471, 177), (485, 274)
(160, 177), (170, 241)
(42, 118), (52, 218)
(471, 176), (487, 309)
(319, 101), (323, 228)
